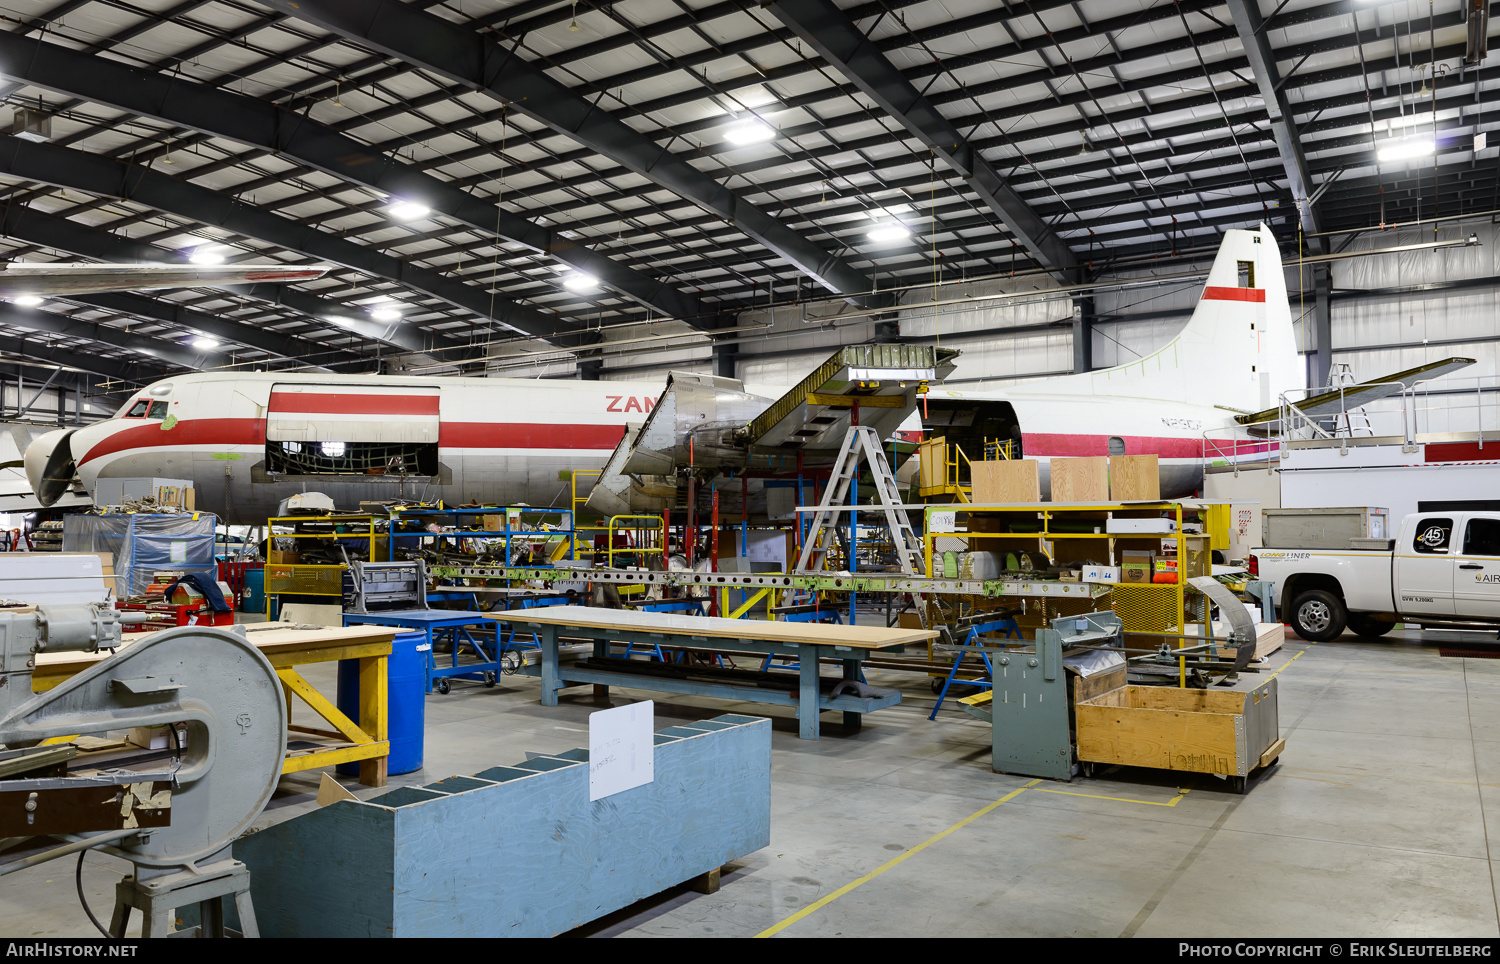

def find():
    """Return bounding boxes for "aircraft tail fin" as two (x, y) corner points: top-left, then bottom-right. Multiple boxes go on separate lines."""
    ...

(1023, 224), (1301, 412)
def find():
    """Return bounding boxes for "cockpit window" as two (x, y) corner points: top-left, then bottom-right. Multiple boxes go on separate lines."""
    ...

(124, 400), (169, 419)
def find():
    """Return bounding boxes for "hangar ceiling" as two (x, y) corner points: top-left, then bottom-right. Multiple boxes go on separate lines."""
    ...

(0, 0), (1486, 403)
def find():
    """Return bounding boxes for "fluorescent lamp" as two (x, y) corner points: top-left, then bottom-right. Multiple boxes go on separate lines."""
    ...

(867, 224), (912, 243)
(388, 200), (431, 220)
(563, 273), (599, 291)
(724, 119), (775, 145)
(189, 245), (226, 265)
(191, 336), (220, 350)
(1377, 138), (1435, 162)
(370, 307), (402, 322)
(12, 295), (41, 307)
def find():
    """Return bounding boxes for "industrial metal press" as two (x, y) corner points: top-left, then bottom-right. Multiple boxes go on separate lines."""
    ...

(0, 603), (286, 937)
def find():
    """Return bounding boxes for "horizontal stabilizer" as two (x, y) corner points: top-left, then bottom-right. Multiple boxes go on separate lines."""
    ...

(1235, 356), (1477, 425)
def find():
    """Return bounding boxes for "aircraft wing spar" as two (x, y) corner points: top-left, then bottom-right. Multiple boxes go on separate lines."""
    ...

(0, 262), (330, 298)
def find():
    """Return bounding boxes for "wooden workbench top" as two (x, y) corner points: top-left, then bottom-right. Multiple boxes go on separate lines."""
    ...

(33, 622), (397, 673)
(488, 605), (937, 650)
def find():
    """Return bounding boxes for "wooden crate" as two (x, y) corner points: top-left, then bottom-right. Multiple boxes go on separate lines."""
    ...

(1109, 454), (1160, 501)
(1050, 457), (1109, 502)
(971, 459), (1040, 503)
(1075, 679), (1280, 780)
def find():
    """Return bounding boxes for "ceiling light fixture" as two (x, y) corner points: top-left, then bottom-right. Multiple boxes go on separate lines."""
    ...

(370, 307), (402, 322)
(867, 224), (912, 243)
(12, 295), (41, 307)
(563, 273), (600, 291)
(388, 200), (431, 221)
(1377, 137), (1435, 162)
(188, 245), (226, 265)
(724, 119), (775, 145)
(191, 336), (220, 350)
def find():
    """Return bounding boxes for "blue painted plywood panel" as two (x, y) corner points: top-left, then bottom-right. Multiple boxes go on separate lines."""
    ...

(236, 714), (771, 937)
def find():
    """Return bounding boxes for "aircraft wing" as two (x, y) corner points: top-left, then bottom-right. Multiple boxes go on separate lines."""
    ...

(1235, 357), (1477, 426)
(0, 263), (330, 298)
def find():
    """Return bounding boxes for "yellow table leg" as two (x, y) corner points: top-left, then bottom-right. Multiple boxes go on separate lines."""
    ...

(359, 654), (388, 788)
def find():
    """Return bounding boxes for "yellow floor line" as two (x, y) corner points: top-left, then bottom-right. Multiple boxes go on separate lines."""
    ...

(1031, 787), (1190, 807)
(1266, 647), (1302, 677)
(754, 779), (1042, 938)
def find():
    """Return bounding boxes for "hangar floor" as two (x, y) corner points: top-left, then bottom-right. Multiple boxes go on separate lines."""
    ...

(2, 626), (1498, 938)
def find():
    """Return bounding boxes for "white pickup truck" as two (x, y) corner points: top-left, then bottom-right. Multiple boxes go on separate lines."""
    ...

(1253, 510), (1500, 641)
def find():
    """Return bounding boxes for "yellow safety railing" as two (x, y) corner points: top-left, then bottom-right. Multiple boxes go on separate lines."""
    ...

(984, 438), (1014, 460)
(606, 515), (666, 568)
(569, 468), (604, 561)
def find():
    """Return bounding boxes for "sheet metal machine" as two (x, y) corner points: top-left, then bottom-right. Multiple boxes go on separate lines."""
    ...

(961, 576), (1261, 781)
(0, 604), (285, 937)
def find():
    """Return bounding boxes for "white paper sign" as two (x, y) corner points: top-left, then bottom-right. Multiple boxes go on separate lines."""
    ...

(930, 510), (957, 534)
(168, 540), (187, 563)
(588, 700), (654, 801)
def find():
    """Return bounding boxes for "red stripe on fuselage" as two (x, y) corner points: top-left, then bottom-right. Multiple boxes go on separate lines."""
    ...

(1202, 286), (1266, 302)
(268, 392), (441, 416)
(1021, 433), (1206, 459)
(77, 418), (628, 465)
(78, 418), (265, 465)
(439, 423), (626, 450)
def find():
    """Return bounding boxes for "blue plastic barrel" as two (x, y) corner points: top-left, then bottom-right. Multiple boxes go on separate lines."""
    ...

(336, 631), (428, 776)
(240, 568), (264, 613)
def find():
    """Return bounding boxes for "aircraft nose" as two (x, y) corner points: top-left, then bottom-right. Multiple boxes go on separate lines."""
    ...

(25, 428), (76, 507)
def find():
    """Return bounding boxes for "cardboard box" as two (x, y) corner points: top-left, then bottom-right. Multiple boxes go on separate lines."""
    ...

(1120, 549), (1154, 584)
(267, 548), (302, 565)
(1082, 565), (1120, 584)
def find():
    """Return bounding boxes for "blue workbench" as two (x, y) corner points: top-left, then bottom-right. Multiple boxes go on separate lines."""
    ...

(342, 609), (498, 694)
(491, 605), (937, 739)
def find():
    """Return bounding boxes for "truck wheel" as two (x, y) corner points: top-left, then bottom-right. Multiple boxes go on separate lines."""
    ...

(1348, 615), (1395, 639)
(1291, 589), (1347, 642)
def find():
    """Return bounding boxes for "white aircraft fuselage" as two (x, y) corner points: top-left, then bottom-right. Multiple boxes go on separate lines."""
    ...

(25, 225), (1299, 522)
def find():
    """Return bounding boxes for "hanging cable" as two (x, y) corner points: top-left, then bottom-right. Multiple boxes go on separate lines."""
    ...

(74, 850), (111, 938)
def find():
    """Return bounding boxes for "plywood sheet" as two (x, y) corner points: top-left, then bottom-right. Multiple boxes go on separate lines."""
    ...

(1109, 454), (1161, 501)
(971, 460), (1040, 503)
(1050, 457), (1109, 502)
(918, 436), (945, 491)
(34, 623), (397, 676)
(492, 605), (935, 649)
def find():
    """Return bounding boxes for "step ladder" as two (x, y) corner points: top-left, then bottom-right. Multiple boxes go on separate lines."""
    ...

(794, 425), (928, 624)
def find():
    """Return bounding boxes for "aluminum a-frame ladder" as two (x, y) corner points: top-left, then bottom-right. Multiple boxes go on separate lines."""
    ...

(794, 426), (927, 624)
